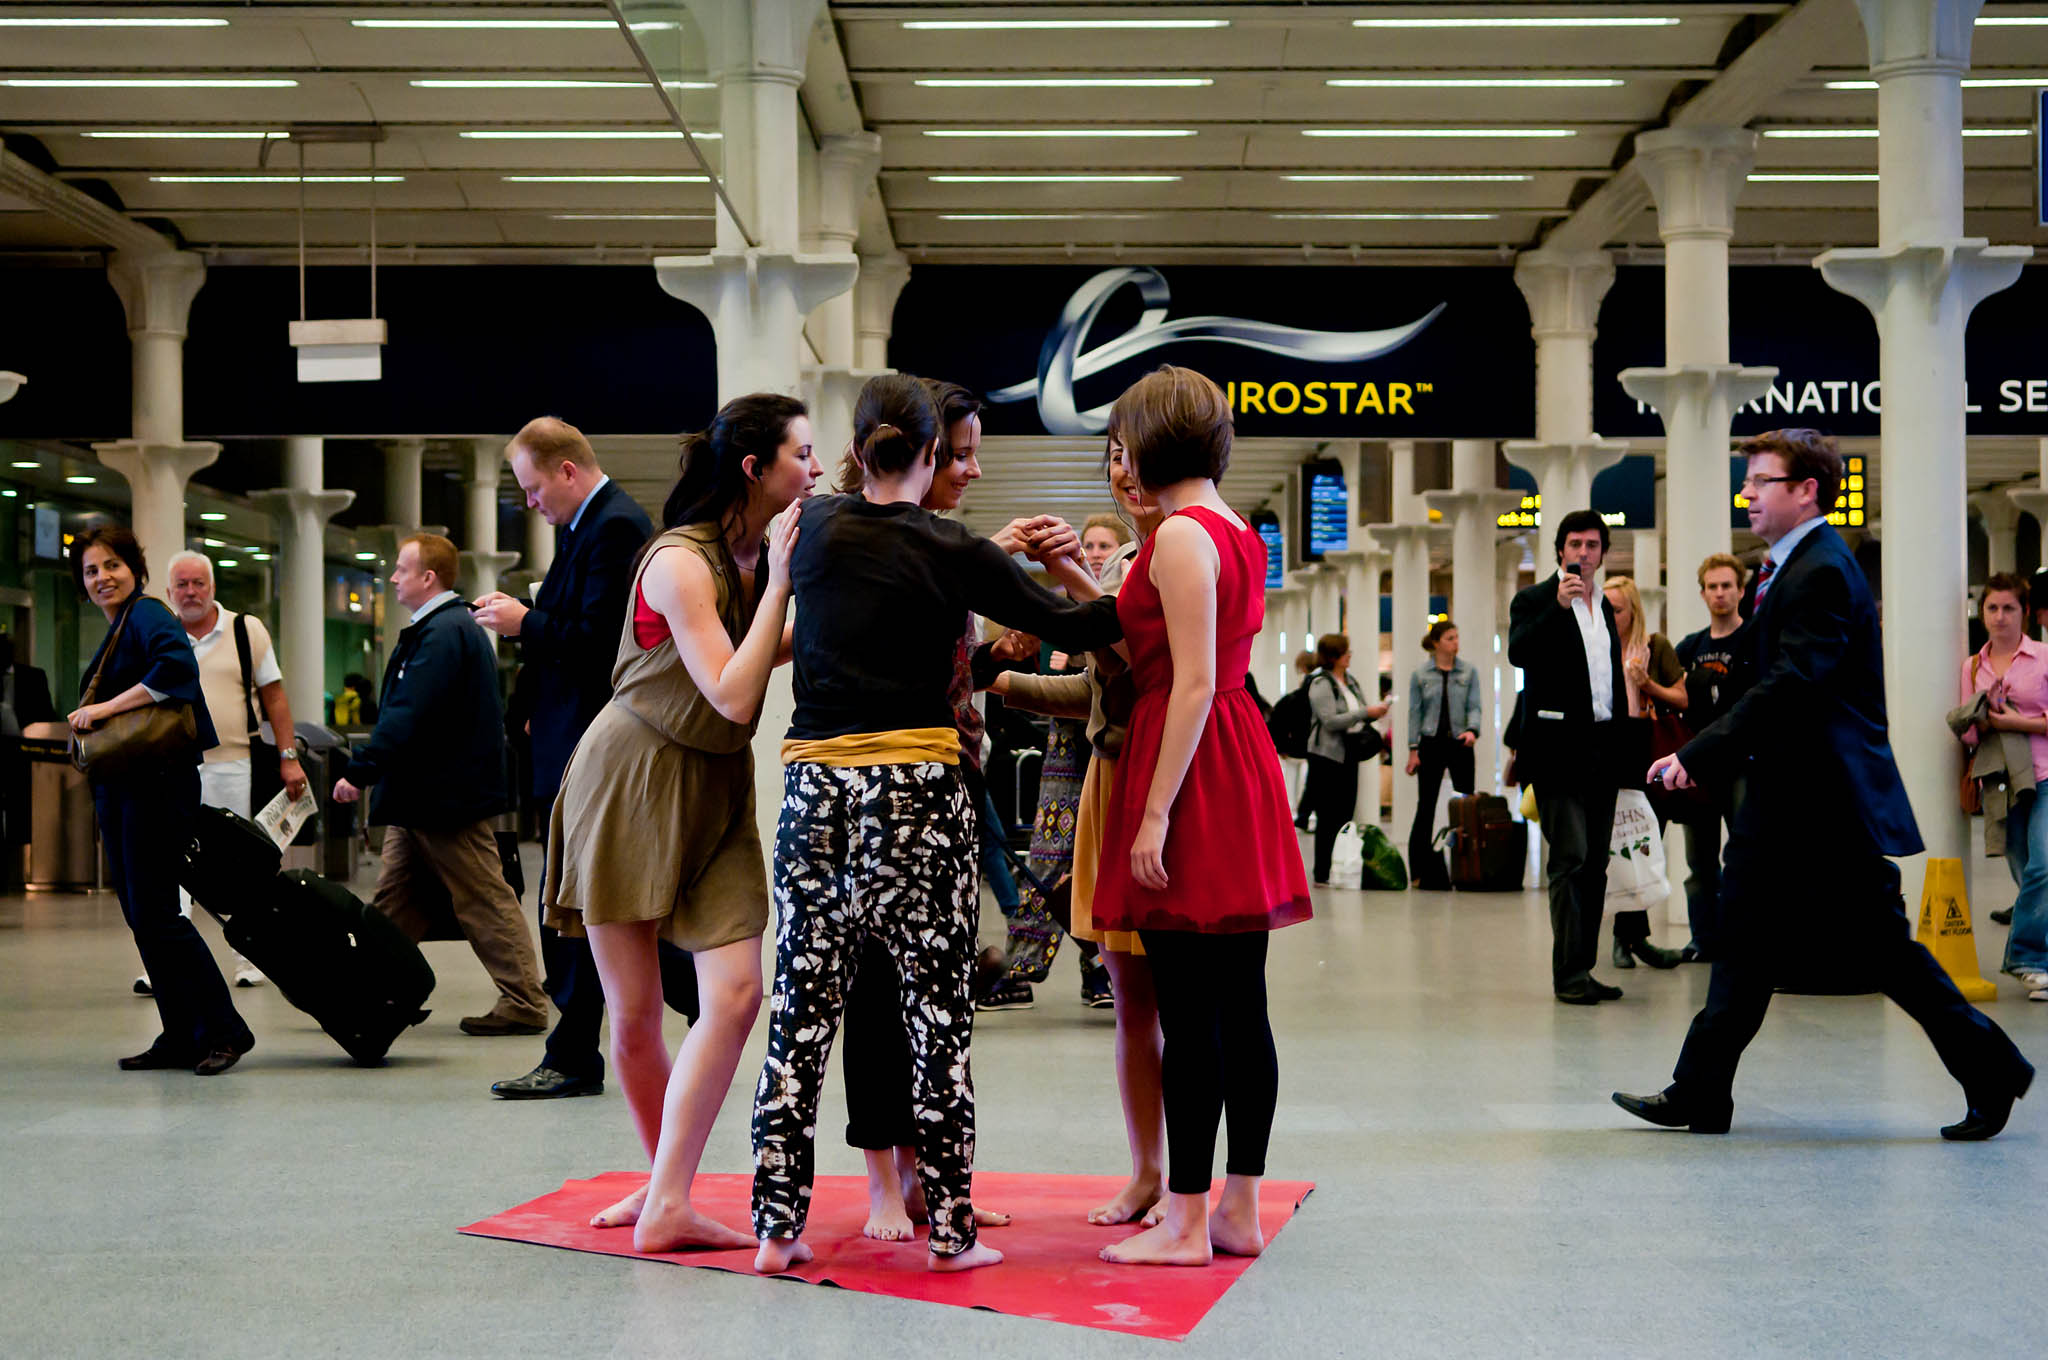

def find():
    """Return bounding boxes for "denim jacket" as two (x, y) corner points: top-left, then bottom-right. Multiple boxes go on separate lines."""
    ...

(1407, 657), (1481, 749)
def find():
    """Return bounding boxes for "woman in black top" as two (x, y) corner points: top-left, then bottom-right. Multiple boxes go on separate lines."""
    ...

(750, 374), (1120, 1275)
(68, 525), (253, 1075)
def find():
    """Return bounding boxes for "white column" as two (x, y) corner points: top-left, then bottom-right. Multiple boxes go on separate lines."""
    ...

(2006, 441), (2048, 560)
(251, 437), (354, 726)
(1370, 442), (1448, 851)
(1503, 247), (1625, 535)
(854, 249), (911, 373)
(655, 0), (858, 401)
(1496, 535), (1528, 789)
(91, 250), (219, 591)
(1969, 491), (2019, 579)
(1616, 127), (1778, 642)
(525, 506), (557, 582)
(801, 135), (887, 470)
(1816, 0), (2031, 888)
(1631, 529), (1667, 637)
(1426, 440), (1522, 792)
(383, 438), (424, 534)
(460, 441), (519, 597)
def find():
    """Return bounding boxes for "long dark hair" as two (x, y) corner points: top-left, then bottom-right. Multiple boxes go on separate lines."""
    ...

(662, 393), (808, 538)
(832, 373), (940, 492)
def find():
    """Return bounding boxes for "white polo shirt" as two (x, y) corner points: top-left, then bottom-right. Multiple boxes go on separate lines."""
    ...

(186, 606), (282, 764)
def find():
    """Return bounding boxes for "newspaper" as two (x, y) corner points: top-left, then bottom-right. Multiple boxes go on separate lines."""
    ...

(254, 788), (320, 849)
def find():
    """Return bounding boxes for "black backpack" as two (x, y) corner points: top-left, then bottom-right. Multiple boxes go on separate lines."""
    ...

(1267, 680), (1314, 758)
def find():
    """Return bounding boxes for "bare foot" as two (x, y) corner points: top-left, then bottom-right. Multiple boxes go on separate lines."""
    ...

(1100, 1218), (1213, 1267)
(632, 1196), (755, 1254)
(1141, 1204), (1165, 1228)
(1087, 1175), (1163, 1226)
(900, 1166), (931, 1225)
(589, 1183), (648, 1230)
(1208, 1209), (1265, 1257)
(864, 1183), (916, 1243)
(754, 1236), (814, 1274)
(973, 1205), (1012, 1228)
(929, 1241), (1005, 1272)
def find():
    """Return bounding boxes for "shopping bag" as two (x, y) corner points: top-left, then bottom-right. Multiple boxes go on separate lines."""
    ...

(1604, 788), (1669, 911)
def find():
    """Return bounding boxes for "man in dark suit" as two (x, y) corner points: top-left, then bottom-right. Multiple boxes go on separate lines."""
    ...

(1509, 507), (1631, 1005)
(336, 533), (549, 1036)
(474, 417), (698, 1100)
(1618, 429), (2033, 1139)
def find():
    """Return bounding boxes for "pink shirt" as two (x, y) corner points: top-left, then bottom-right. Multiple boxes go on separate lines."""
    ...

(1962, 635), (2048, 783)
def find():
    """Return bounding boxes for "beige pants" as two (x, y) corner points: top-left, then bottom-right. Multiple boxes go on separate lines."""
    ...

(372, 821), (547, 1024)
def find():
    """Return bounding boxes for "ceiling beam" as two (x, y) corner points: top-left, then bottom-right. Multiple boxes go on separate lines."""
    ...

(0, 145), (170, 257)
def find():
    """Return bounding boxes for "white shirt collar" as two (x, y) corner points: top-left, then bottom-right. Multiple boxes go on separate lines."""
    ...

(1768, 514), (1827, 568)
(409, 590), (460, 623)
(185, 605), (228, 644)
(567, 474), (611, 533)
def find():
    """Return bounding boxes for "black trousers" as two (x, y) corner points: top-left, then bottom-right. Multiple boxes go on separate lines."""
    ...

(98, 765), (252, 1059)
(1672, 833), (2030, 1106)
(1304, 755), (1359, 884)
(1141, 929), (1278, 1196)
(535, 798), (700, 1080)
(1532, 781), (1619, 992)
(1679, 787), (1740, 960)
(1407, 737), (1476, 883)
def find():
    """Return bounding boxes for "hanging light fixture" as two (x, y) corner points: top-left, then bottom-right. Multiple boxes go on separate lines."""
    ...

(273, 124), (389, 382)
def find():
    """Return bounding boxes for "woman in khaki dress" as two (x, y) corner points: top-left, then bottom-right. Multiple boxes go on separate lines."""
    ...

(543, 393), (821, 1254)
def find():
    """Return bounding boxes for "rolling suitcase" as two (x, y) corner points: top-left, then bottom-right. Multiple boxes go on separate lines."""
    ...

(180, 804), (283, 912)
(1446, 793), (1528, 892)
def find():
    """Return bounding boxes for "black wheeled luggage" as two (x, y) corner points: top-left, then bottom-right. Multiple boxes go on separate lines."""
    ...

(1446, 793), (1528, 892)
(180, 804), (283, 910)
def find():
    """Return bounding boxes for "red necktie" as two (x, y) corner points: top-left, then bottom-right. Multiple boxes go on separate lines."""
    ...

(1753, 557), (1777, 603)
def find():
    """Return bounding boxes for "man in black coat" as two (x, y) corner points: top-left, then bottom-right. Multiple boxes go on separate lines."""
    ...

(1508, 507), (1631, 1004)
(473, 418), (698, 1100)
(336, 533), (549, 1036)
(1618, 429), (2033, 1139)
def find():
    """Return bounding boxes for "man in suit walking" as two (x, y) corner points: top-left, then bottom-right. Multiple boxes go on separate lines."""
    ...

(1509, 508), (1631, 1005)
(336, 533), (549, 1036)
(473, 418), (698, 1100)
(1618, 429), (2033, 1139)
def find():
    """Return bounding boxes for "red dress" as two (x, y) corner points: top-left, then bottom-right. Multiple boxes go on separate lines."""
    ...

(1092, 506), (1313, 935)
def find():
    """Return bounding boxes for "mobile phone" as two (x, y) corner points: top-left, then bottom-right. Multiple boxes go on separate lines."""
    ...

(1565, 563), (1584, 578)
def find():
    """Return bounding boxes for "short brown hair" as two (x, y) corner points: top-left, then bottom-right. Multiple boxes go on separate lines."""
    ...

(1697, 552), (1746, 589)
(508, 416), (597, 472)
(70, 523), (147, 595)
(1422, 619), (1456, 652)
(401, 532), (460, 591)
(1294, 650), (1317, 675)
(1316, 632), (1350, 668)
(1108, 365), (1232, 490)
(1985, 572), (2031, 617)
(1082, 513), (1131, 545)
(1739, 428), (1842, 512)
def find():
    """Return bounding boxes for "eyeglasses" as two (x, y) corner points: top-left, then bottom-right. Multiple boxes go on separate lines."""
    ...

(1740, 474), (1802, 494)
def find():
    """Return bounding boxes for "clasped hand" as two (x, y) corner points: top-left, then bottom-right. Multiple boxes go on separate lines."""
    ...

(993, 515), (1082, 569)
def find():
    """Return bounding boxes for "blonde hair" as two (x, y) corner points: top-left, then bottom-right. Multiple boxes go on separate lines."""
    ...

(1081, 514), (1131, 546)
(1602, 575), (1646, 656)
(1696, 552), (1745, 589)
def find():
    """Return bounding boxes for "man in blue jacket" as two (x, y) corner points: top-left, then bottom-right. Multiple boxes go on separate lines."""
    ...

(335, 533), (547, 1036)
(473, 418), (699, 1099)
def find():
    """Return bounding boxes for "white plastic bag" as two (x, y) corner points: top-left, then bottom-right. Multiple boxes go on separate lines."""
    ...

(1605, 789), (1669, 910)
(1329, 822), (1366, 886)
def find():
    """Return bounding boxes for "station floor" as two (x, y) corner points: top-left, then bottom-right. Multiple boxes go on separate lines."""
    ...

(2, 836), (2041, 1359)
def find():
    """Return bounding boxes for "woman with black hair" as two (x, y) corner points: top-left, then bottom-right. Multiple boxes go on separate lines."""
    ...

(541, 393), (819, 1254)
(68, 524), (252, 1075)
(1404, 619), (1481, 888)
(750, 372), (1120, 1275)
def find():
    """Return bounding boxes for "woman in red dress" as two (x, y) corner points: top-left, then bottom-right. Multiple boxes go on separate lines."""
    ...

(1091, 366), (1312, 1266)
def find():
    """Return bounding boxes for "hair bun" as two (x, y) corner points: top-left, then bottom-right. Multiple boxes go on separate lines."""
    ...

(873, 423), (900, 439)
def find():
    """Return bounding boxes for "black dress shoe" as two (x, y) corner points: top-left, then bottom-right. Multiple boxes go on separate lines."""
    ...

(1941, 1065), (2034, 1142)
(1555, 987), (1601, 1006)
(118, 1047), (194, 1071)
(1678, 943), (1703, 964)
(1612, 1088), (1732, 1134)
(1587, 978), (1624, 1001)
(460, 1013), (549, 1037)
(492, 1065), (604, 1100)
(193, 1041), (250, 1077)
(1630, 941), (1684, 970)
(1612, 939), (1636, 970)
(1990, 907), (2015, 927)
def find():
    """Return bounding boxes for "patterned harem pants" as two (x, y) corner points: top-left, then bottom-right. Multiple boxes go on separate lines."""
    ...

(751, 759), (981, 1254)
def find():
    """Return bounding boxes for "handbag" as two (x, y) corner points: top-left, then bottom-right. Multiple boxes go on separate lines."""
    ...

(69, 598), (201, 780)
(1604, 788), (1670, 911)
(1960, 655), (1984, 815)
(1644, 698), (1713, 822)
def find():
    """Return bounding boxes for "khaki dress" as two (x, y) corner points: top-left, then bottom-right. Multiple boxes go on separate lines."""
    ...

(543, 523), (770, 951)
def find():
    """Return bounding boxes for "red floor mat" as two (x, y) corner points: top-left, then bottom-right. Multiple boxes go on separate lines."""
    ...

(461, 1171), (1314, 1340)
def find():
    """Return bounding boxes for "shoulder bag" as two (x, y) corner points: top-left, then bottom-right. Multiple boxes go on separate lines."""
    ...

(70, 598), (201, 779)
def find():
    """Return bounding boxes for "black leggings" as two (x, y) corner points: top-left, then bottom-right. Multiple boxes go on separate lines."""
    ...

(1407, 737), (1476, 879)
(1139, 928), (1278, 1196)
(1304, 755), (1359, 884)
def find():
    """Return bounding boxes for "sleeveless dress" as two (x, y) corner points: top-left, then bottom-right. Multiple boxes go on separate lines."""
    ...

(1092, 506), (1312, 935)
(542, 523), (771, 951)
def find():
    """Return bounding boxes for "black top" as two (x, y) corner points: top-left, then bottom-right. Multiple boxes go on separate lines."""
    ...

(517, 480), (655, 803)
(1675, 621), (1753, 731)
(787, 494), (1123, 740)
(348, 600), (509, 830)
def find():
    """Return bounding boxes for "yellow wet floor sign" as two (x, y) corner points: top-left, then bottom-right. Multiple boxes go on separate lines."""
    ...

(1914, 858), (1998, 1002)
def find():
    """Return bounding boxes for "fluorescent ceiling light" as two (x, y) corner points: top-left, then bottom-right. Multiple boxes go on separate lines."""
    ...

(1827, 78), (2046, 89)
(461, 130), (720, 140)
(86, 130), (287, 140)
(915, 78), (1213, 88)
(0, 491), (14, 499)
(6, 78), (297, 88)
(938, 213), (1154, 220)
(1302, 128), (1576, 138)
(1748, 173), (1879, 182)
(0, 17), (228, 26)
(353, 18), (678, 29)
(1283, 173), (1532, 182)
(217, 559), (239, 568)
(354, 552), (378, 561)
(1327, 78), (1623, 88)
(202, 539), (225, 547)
(903, 19), (1229, 29)
(199, 513), (228, 522)
(1763, 127), (2027, 138)
(1978, 16), (2048, 24)
(152, 174), (405, 183)
(922, 129), (1197, 138)
(252, 553), (272, 561)
(1273, 212), (1499, 220)
(9, 460), (39, 468)
(1355, 16), (1678, 26)
(927, 173), (1181, 183)
(503, 174), (708, 182)
(67, 475), (96, 484)
(551, 213), (715, 220)
(411, 79), (714, 90)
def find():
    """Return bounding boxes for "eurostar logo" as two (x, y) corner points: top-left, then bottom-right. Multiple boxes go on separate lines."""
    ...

(987, 266), (1446, 435)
